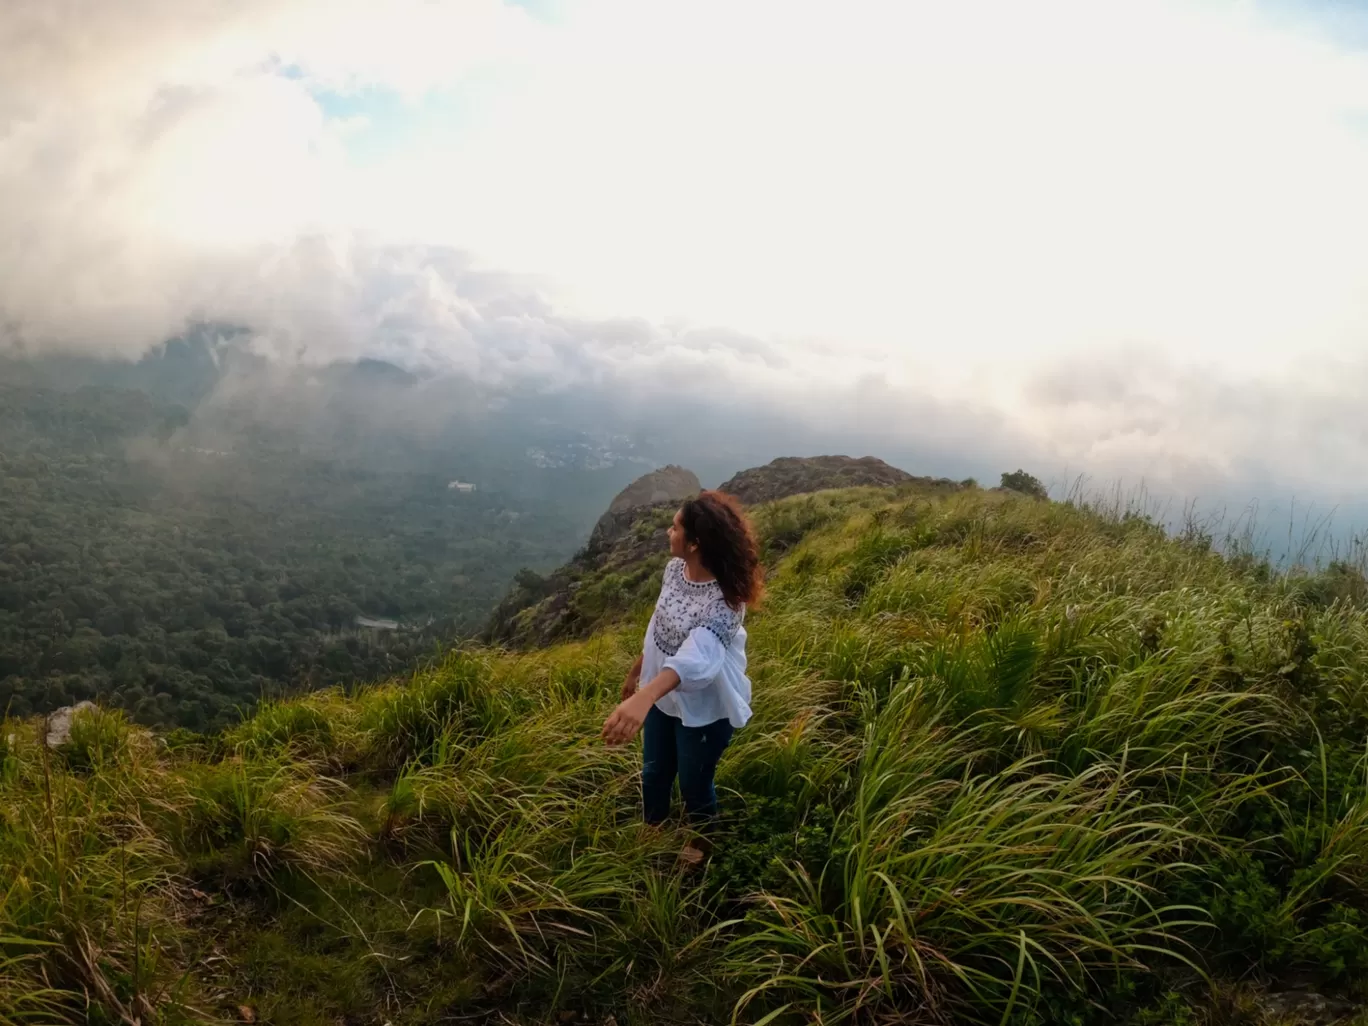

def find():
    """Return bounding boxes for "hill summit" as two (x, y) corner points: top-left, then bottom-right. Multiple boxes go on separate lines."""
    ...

(585, 464), (701, 554)
(485, 455), (936, 647)
(718, 454), (959, 505)
(605, 464), (701, 512)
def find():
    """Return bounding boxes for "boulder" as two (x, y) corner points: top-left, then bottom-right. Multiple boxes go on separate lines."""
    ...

(589, 466), (700, 551)
(45, 700), (97, 747)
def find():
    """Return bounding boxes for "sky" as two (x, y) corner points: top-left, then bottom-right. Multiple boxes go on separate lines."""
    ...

(4, 0), (1368, 519)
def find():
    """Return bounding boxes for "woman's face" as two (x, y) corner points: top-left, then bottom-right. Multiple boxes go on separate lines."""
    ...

(668, 509), (691, 559)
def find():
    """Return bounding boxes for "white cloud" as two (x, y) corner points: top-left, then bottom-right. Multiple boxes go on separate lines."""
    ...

(4, 0), (1368, 506)
(364, 0), (1368, 386)
(0, 0), (536, 354)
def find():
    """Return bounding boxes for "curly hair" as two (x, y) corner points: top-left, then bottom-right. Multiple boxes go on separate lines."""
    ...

(679, 490), (765, 611)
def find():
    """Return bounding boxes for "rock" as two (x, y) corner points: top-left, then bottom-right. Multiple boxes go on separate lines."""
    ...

(1259, 990), (1355, 1025)
(44, 701), (97, 748)
(586, 503), (670, 556)
(605, 465), (701, 514)
(718, 455), (957, 507)
(482, 499), (673, 649)
(587, 466), (700, 552)
(483, 456), (958, 649)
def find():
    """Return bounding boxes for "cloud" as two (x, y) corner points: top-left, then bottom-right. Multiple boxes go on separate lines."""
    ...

(379, 0), (1368, 377)
(0, 0), (539, 355)
(0, 0), (534, 111)
(1021, 347), (1368, 505)
(6, 0), (1368, 516)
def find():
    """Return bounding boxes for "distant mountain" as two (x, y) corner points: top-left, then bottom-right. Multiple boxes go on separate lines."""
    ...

(718, 454), (959, 506)
(0, 325), (250, 405)
(316, 356), (419, 389)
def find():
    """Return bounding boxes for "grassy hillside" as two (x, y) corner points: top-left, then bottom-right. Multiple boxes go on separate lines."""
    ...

(6, 484), (1368, 1024)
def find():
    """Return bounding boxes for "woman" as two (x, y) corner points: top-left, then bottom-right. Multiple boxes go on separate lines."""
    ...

(601, 490), (763, 837)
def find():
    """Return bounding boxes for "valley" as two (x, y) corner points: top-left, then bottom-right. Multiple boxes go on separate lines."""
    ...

(0, 345), (659, 730)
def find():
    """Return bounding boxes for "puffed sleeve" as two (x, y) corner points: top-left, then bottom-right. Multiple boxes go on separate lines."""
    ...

(663, 599), (743, 692)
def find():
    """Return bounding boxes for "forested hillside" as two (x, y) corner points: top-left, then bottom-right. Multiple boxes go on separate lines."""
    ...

(0, 377), (636, 729)
(5, 483), (1368, 1024)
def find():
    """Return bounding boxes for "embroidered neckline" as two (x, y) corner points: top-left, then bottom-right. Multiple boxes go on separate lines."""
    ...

(653, 559), (740, 657)
(673, 559), (719, 590)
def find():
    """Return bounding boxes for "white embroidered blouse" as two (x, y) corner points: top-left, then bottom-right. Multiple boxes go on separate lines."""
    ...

(638, 557), (752, 729)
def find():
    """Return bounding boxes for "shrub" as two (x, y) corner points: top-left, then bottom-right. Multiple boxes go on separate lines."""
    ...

(1295, 560), (1368, 609)
(357, 654), (508, 768)
(171, 758), (365, 882)
(0, 727), (14, 785)
(706, 793), (843, 904)
(1001, 468), (1049, 499)
(841, 526), (920, 601)
(227, 700), (337, 759)
(754, 496), (835, 557)
(58, 706), (133, 774)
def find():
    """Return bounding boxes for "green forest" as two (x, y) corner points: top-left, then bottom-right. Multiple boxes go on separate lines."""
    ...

(0, 380), (619, 730)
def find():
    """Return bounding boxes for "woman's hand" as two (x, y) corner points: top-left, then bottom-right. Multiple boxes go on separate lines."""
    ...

(601, 691), (653, 746)
(603, 666), (678, 746)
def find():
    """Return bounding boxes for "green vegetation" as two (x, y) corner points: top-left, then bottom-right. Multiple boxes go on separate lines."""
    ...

(0, 382), (623, 730)
(6, 484), (1368, 1023)
(1000, 468), (1049, 499)
(485, 503), (678, 648)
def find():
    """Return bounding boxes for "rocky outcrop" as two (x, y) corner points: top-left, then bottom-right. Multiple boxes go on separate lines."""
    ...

(588, 466), (700, 552)
(482, 501), (674, 649)
(605, 465), (701, 514)
(719, 455), (958, 507)
(484, 456), (961, 649)
(45, 700), (97, 747)
(483, 466), (700, 648)
(1256, 990), (1356, 1025)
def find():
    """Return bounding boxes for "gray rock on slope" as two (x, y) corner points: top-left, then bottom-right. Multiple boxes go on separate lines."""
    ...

(484, 466), (701, 647)
(588, 465), (701, 552)
(606, 465), (702, 513)
(45, 701), (97, 747)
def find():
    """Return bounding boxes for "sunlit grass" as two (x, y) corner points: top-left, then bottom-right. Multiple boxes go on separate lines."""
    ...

(5, 484), (1368, 1022)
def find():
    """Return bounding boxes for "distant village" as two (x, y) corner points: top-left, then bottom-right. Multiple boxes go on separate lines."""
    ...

(524, 440), (655, 471)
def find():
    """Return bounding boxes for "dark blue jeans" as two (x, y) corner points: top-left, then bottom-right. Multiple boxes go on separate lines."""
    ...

(641, 705), (735, 825)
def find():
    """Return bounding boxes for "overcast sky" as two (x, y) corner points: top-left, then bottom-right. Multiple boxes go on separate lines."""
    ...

(4, 0), (1368, 518)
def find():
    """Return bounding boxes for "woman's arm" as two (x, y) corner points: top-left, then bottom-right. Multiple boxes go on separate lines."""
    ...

(602, 667), (679, 745)
(601, 625), (728, 745)
(619, 653), (645, 702)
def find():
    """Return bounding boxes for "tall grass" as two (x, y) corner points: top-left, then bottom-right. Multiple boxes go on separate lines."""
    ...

(0, 714), (192, 1023)
(6, 485), (1368, 1022)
